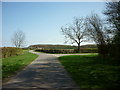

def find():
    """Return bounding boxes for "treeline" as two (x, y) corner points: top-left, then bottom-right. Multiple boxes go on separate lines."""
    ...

(1, 47), (23, 58)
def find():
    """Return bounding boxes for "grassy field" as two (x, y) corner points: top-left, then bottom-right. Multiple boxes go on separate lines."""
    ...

(59, 54), (120, 88)
(2, 51), (38, 79)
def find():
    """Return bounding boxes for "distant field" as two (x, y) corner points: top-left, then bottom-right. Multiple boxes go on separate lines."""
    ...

(2, 51), (38, 79)
(31, 44), (98, 54)
(59, 54), (120, 88)
(28, 44), (97, 50)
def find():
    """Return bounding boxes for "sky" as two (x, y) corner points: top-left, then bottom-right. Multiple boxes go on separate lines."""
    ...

(2, 2), (106, 47)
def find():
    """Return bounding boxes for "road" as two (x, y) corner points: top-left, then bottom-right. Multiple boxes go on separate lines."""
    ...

(3, 51), (82, 90)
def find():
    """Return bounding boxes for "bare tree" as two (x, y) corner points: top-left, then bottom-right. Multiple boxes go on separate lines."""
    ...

(104, 1), (120, 58)
(104, 1), (120, 32)
(11, 30), (25, 48)
(61, 17), (86, 52)
(85, 13), (111, 56)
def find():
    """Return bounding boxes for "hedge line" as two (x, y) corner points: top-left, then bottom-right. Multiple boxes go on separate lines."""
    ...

(35, 48), (98, 54)
(80, 48), (98, 53)
(1, 47), (23, 58)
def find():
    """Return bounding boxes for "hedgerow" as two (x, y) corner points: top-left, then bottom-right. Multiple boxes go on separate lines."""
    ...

(35, 48), (98, 54)
(1, 47), (23, 58)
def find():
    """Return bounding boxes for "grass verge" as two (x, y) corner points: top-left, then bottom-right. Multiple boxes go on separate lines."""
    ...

(2, 51), (38, 79)
(59, 54), (120, 88)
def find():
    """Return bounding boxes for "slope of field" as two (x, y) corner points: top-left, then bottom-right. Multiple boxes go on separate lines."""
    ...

(28, 44), (97, 50)
(59, 55), (120, 88)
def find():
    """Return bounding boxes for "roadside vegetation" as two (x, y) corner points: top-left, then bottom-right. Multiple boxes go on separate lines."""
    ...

(2, 50), (38, 79)
(1, 47), (23, 58)
(35, 48), (97, 54)
(59, 54), (120, 88)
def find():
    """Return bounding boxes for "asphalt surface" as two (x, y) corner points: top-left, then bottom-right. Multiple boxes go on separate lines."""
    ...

(2, 51), (81, 90)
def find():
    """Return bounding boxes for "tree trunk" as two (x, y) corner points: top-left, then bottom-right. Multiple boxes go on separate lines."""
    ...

(77, 43), (80, 53)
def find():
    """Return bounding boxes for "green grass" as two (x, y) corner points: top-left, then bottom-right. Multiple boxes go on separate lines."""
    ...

(59, 54), (120, 88)
(2, 51), (38, 78)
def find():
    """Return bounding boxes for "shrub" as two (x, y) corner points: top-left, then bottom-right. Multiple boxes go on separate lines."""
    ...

(35, 49), (75, 54)
(35, 48), (98, 54)
(1, 47), (23, 58)
(80, 48), (98, 53)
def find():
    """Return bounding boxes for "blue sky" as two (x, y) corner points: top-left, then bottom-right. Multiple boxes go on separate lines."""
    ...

(2, 2), (106, 47)
(0, 2), (1, 47)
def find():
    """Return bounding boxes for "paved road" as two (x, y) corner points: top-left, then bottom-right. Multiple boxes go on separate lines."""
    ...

(3, 51), (81, 90)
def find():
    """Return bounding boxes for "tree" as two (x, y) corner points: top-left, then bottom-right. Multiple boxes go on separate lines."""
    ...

(104, 1), (120, 32)
(61, 17), (86, 52)
(11, 30), (25, 48)
(104, 1), (120, 59)
(85, 13), (111, 56)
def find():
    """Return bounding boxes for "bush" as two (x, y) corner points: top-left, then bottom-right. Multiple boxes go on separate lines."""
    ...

(35, 48), (98, 54)
(1, 47), (23, 58)
(80, 48), (98, 53)
(35, 49), (75, 54)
